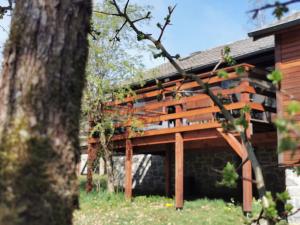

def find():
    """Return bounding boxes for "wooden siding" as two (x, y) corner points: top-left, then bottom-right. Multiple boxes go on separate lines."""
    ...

(276, 26), (300, 165)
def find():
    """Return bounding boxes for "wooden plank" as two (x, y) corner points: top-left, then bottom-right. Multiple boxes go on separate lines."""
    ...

(242, 154), (252, 212)
(108, 72), (248, 106)
(113, 122), (222, 141)
(125, 138), (133, 200)
(175, 132), (184, 209)
(115, 102), (265, 128)
(132, 83), (255, 113)
(134, 63), (254, 94)
(216, 128), (244, 158)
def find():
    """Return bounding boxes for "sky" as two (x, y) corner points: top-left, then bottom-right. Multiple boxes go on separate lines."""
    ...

(0, 1), (300, 68)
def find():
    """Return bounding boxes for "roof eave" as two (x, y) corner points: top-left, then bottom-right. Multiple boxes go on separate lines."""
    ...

(248, 19), (300, 40)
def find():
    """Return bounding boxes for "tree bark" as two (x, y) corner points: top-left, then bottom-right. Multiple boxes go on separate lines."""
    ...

(0, 1), (92, 225)
(104, 147), (115, 193)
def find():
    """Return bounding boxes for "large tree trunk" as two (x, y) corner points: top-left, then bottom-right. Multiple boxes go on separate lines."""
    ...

(0, 1), (92, 225)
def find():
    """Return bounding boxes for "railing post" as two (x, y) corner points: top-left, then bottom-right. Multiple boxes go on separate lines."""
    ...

(175, 82), (184, 210)
(125, 136), (133, 200)
(125, 102), (133, 200)
(240, 83), (253, 213)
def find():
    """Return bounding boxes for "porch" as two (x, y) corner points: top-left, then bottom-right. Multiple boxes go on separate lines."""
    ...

(95, 63), (278, 212)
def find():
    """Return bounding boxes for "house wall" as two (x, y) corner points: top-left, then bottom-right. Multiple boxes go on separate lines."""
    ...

(276, 25), (300, 165)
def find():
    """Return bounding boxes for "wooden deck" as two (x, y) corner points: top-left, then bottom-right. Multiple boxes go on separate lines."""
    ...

(89, 63), (277, 212)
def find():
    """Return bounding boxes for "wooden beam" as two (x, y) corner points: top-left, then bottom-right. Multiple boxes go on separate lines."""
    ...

(131, 83), (255, 113)
(108, 71), (249, 106)
(135, 63), (254, 94)
(216, 129), (244, 158)
(175, 97), (184, 209)
(242, 154), (252, 212)
(125, 138), (133, 200)
(175, 132), (184, 209)
(113, 122), (221, 141)
(115, 102), (265, 129)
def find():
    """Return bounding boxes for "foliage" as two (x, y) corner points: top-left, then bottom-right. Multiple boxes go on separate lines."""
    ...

(82, 1), (147, 137)
(217, 70), (229, 79)
(274, 101), (300, 153)
(267, 70), (283, 85)
(217, 162), (239, 188)
(82, 1), (148, 192)
(235, 66), (246, 76)
(234, 105), (251, 132)
(223, 46), (236, 66)
(272, 2), (289, 19)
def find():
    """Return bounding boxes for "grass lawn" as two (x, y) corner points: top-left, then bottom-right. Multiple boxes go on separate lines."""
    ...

(74, 176), (260, 225)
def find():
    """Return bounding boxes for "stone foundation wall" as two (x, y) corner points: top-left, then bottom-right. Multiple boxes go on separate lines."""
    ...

(113, 154), (165, 194)
(111, 147), (286, 201)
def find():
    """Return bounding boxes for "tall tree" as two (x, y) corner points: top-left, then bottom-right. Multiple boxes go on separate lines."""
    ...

(0, 1), (92, 225)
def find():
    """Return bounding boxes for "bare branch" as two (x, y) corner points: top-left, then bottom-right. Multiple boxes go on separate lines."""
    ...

(94, 10), (122, 17)
(132, 12), (151, 23)
(110, 20), (127, 43)
(157, 5), (176, 42)
(124, 0), (130, 13)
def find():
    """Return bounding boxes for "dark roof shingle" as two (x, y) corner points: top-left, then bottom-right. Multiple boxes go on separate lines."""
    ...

(145, 36), (274, 81)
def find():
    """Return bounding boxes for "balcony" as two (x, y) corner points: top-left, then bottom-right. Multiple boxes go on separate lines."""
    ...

(109, 63), (276, 151)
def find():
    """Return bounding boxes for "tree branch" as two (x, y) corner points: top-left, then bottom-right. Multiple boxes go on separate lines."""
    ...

(248, 0), (300, 19)
(157, 5), (176, 42)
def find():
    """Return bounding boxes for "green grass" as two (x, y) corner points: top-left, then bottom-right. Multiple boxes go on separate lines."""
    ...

(74, 176), (261, 225)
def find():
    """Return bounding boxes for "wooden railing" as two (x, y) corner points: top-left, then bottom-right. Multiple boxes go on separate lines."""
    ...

(106, 64), (276, 142)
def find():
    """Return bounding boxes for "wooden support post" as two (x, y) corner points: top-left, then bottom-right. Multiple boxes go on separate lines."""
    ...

(241, 87), (253, 212)
(164, 146), (171, 197)
(242, 154), (252, 212)
(175, 132), (184, 209)
(217, 128), (252, 212)
(175, 91), (184, 209)
(125, 137), (133, 200)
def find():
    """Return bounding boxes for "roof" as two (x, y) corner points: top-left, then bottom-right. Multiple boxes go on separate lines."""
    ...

(144, 36), (274, 81)
(248, 11), (300, 40)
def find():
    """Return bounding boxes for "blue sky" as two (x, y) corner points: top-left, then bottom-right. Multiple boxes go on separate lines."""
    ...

(0, 1), (300, 68)
(133, 0), (300, 67)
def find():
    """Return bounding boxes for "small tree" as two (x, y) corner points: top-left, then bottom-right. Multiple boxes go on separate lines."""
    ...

(82, 1), (146, 193)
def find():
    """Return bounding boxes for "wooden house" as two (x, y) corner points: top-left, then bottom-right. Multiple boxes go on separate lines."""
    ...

(86, 12), (300, 214)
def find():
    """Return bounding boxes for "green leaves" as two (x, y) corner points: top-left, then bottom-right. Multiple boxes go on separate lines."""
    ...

(234, 105), (251, 131)
(223, 46), (236, 66)
(217, 162), (239, 188)
(264, 192), (278, 220)
(272, 2), (289, 19)
(217, 70), (229, 79)
(276, 191), (291, 203)
(267, 70), (282, 84)
(287, 100), (300, 116)
(275, 101), (300, 153)
(137, 33), (145, 41)
(235, 66), (245, 76)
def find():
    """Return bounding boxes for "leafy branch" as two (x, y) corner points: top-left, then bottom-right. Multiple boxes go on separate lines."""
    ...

(248, 0), (300, 19)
